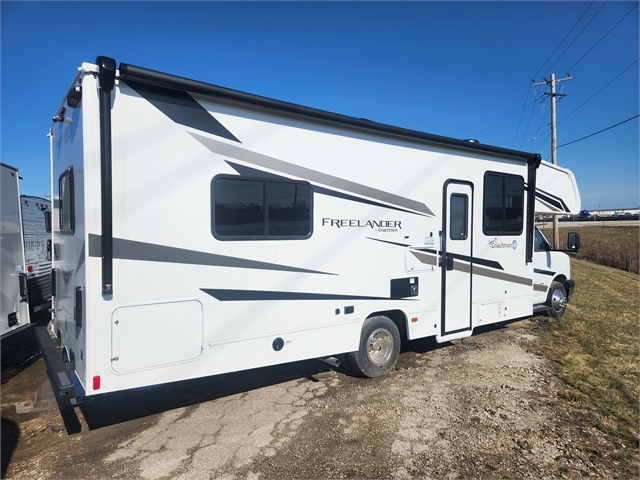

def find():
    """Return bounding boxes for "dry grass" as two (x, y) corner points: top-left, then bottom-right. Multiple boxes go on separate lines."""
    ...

(540, 225), (639, 273)
(529, 258), (639, 478)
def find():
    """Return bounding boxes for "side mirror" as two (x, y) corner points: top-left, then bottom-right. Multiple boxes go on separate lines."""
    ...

(567, 232), (580, 252)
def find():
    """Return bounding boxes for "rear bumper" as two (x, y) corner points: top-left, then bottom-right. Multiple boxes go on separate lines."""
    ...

(35, 326), (75, 402)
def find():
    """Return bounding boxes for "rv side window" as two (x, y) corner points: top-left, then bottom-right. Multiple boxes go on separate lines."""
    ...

(268, 182), (311, 236)
(59, 167), (75, 235)
(483, 172), (523, 235)
(449, 194), (468, 240)
(212, 177), (311, 239)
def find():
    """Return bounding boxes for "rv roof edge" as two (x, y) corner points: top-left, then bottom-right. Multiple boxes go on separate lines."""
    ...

(115, 59), (541, 166)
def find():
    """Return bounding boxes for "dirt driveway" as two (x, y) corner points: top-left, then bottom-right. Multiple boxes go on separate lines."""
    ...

(1, 317), (624, 479)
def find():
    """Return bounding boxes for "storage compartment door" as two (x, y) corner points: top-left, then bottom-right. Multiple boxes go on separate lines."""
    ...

(111, 300), (203, 373)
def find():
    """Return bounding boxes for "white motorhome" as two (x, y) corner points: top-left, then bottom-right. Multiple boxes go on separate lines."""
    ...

(21, 196), (52, 316)
(1, 163), (31, 337)
(39, 57), (581, 401)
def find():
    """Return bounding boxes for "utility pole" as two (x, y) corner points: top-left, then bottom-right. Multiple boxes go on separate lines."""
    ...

(533, 73), (572, 249)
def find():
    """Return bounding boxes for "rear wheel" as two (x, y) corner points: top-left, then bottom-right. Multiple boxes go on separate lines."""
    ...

(546, 281), (567, 318)
(348, 316), (400, 378)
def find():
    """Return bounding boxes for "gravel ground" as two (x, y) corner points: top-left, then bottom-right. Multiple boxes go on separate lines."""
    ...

(1, 317), (627, 479)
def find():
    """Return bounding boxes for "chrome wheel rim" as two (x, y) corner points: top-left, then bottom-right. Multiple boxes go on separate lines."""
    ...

(366, 328), (394, 366)
(551, 289), (567, 313)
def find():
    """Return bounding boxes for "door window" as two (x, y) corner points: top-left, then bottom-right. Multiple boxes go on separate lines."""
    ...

(449, 194), (468, 240)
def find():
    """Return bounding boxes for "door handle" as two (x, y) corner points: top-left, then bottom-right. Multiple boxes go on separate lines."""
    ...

(446, 255), (454, 271)
(438, 231), (444, 267)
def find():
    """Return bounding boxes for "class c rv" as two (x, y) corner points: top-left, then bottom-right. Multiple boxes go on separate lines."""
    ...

(39, 56), (581, 402)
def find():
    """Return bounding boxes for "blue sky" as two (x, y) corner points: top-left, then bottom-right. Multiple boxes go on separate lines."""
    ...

(2, 1), (638, 210)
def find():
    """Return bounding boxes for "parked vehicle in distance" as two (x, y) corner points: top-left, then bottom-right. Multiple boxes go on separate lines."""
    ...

(21, 196), (52, 317)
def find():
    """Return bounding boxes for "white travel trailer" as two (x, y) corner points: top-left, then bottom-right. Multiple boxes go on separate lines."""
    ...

(21, 196), (52, 316)
(40, 57), (581, 401)
(1, 163), (31, 337)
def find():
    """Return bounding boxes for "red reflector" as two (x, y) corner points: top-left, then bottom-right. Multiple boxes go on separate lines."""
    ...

(27, 265), (33, 273)
(93, 376), (101, 390)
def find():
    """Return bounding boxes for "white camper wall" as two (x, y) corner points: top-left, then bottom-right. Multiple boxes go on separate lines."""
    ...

(535, 160), (581, 215)
(1, 163), (30, 336)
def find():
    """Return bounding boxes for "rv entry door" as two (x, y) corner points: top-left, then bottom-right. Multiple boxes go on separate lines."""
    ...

(442, 182), (473, 335)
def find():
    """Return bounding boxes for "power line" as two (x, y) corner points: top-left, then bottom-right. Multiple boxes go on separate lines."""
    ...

(557, 115), (639, 148)
(566, 2), (639, 72)
(445, 100), (537, 137)
(543, 1), (609, 76)
(560, 59), (639, 124)
(513, 2), (595, 148)
(532, 58), (638, 154)
(533, 1), (595, 77)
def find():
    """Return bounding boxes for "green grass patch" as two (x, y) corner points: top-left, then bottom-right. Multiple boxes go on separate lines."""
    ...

(539, 225), (639, 273)
(529, 258), (639, 477)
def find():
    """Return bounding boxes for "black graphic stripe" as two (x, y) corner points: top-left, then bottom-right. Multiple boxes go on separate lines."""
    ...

(534, 268), (555, 276)
(370, 238), (505, 271)
(88, 234), (334, 275)
(366, 237), (411, 248)
(535, 188), (570, 213)
(191, 133), (434, 217)
(201, 289), (414, 302)
(225, 161), (424, 216)
(122, 80), (240, 143)
(314, 187), (425, 216)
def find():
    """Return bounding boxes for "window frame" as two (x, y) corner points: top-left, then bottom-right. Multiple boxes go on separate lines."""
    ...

(211, 175), (313, 241)
(58, 167), (75, 235)
(449, 193), (469, 241)
(482, 171), (524, 236)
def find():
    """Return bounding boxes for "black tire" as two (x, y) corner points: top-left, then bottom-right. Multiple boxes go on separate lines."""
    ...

(348, 316), (401, 378)
(546, 281), (568, 318)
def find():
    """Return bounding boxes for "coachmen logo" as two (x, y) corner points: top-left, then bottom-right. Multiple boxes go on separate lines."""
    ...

(488, 238), (518, 250)
(322, 218), (401, 233)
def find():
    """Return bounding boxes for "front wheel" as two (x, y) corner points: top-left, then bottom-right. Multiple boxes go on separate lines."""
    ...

(348, 316), (401, 378)
(546, 281), (568, 318)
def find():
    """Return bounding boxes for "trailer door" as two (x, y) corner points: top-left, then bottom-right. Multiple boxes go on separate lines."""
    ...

(442, 182), (473, 335)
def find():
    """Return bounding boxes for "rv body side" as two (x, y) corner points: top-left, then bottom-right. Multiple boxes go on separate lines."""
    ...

(21, 196), (52, 315)
(1, 163), (30, 337)
(48, 59), (579, 398)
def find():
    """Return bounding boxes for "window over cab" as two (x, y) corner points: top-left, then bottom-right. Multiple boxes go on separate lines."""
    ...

(483, 172), (524, 235)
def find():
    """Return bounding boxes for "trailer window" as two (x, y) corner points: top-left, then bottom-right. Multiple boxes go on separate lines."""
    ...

(213, 177), (311, 239)
(449, 194), (468, 240)
(483, 173), (523, 235)
(59, 167), (75, 235)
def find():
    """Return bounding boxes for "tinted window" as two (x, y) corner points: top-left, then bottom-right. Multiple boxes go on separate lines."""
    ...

(268, 182), (311, 236)
(449, 194), (468, 240)
(483, 173), (523, 235)
(214, 178), (264, 237)
(213, 177), (311, 239)
(59, 168), (75, 235)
